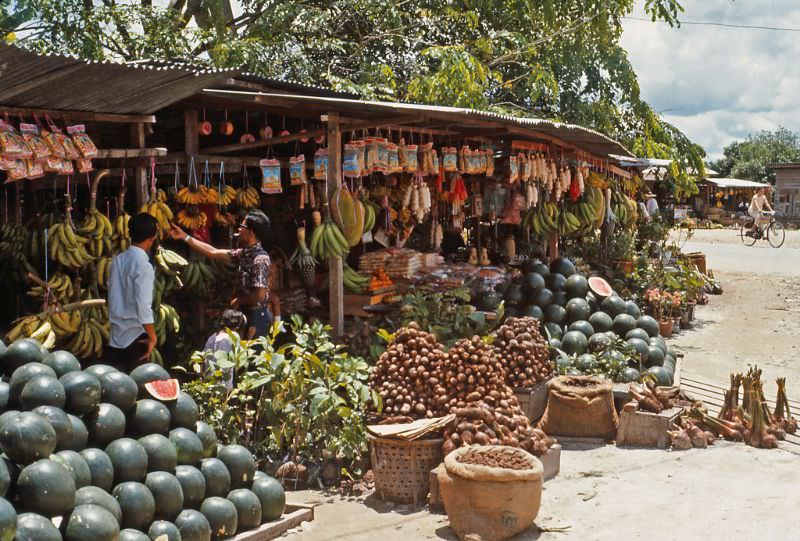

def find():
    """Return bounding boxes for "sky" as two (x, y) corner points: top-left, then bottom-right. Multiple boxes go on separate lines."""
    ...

(621, 0), (800, 160)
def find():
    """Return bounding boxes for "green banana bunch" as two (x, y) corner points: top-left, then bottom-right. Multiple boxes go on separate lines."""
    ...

(343, 264), (370, 293)
(183, 259), (215, 295)
(309, 221), (350, 260)
(154, 303), (180, 347)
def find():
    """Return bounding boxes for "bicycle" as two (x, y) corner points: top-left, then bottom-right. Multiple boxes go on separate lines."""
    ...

(740, 211), (786, 248)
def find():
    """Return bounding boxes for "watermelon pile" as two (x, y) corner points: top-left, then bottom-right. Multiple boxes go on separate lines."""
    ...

(0, 340), (286, 541)
(486, 257), (678, 386)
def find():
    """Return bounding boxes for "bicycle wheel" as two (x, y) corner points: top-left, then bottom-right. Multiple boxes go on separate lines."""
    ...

(740, 219), (758, 246)
(768, 221), (786, 248)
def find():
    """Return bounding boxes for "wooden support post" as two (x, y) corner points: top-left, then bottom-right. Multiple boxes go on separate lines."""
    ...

(129, 123), (148, 208)
(326, 112), (344, 337)
(184, 109), (199, 156)
(547, 232), (559, 262)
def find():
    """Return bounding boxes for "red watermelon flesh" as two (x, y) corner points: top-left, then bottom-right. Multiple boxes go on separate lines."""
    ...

(588, 276), (614, 299)
(145, 379), (180, 401)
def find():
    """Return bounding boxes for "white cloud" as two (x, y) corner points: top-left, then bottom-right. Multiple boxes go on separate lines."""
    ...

(622, 0), (800, 159)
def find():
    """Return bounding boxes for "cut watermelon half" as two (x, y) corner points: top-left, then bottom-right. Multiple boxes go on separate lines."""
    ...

(145, 378), (180, 401)
(588, 276), (614, 299)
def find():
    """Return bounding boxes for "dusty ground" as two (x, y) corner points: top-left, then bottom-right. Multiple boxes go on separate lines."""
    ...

(283, 229), (800, 541)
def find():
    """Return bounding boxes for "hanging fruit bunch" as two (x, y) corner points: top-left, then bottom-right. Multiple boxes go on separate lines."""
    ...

(140, 188), (173, 240)
(235, 186), (260, 209)
(48, 192), (94, 269)
(111, 186), (131, 253)
(288, 227), (317, 290)
(177, 205), (207, 230)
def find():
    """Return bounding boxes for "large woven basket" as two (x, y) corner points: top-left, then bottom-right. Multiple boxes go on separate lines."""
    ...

(369, 436), (443, 505)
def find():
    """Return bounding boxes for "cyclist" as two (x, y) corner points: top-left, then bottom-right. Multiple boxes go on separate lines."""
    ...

(748, 187), (773, 236)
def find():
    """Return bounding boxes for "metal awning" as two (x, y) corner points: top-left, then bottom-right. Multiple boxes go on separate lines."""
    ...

(609, 155), (672, 168)
(706, 178), (769, 189)
(200, 89), (633, 158)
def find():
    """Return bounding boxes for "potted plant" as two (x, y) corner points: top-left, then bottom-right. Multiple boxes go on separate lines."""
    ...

(643, 288), (680, 338)
(607, 231), (637, 274)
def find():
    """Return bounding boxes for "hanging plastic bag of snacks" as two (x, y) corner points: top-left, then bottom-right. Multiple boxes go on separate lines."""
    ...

(431, 148), (440, 174)
(509, 155), (519, 183)
(58, 159), (74, 176)
(343, 143), (360, 178)
(20, 124), (50, 160)
(260, 158), (282, 194)
(420, 142), (434, 175)
(289, 154), (306, 185)
(41, 129), (66, 159)
(478, 147), (488, 173)
(43, 155), (62, 174)
(376, 138), (389, 173)
(76, 158), (93, 174)
(68, 124), (98, 158)
(458, 145), (468, 173)
(25, 159), (45, 179)
(402, 143), (418, 172)
(0, 156), (17, 170)
(355, 140), (367, 176)
(387, 142), (400, 173)
(0, 121), (24, 157)
(5, 159), (27, 182)
(467, 148), (481, 175)
(443, 147), (458, 172)
(485, 147), (495, 177)
(364, 137), (377, 172)
(314, 148), (328, 180)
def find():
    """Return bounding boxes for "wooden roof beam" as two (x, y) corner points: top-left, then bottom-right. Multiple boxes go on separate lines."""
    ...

(0, 105), (155, 124)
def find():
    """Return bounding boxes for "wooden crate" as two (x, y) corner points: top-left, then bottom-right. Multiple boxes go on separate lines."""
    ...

(228, 504), (314, 541)
(514, 379), (551, 423)
(616, 407), (683, 449)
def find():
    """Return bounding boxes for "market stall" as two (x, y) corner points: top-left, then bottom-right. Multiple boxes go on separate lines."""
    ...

(702, 177), (770, 225)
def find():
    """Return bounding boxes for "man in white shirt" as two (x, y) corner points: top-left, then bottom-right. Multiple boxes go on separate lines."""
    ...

(107, 213), (158, 371)
(645, 193), (659, 218)
(748, 187), (773, 235)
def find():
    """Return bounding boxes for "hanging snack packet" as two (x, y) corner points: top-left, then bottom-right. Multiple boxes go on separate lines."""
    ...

(314, 148), (329, 180)
(76, 158), (94, 174)
(20, 124), (50, 160)
(68, 124), (99, 158)
(343, 143), (360, 177)
(5, 159), (27, 182)
(402, 143), (418, 172)
(0, 121), (24, 157)
(509, 155), (519, 183)
(58, 159), (74, 176)
(443, 147), (458, 172)
(387, 142), (400, 173)
(376, 138), (389, 173)
(485, 147), (495, 177)
(25, 159), (45, 180)
(290, 154), (306, 185)
(260, 158), (282, 194)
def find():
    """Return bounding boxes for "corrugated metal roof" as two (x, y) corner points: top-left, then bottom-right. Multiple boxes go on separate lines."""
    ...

(706, 178), (769, 189)
(610, 155), (672, 168)
(201, 89), (633, 157)
(0, 44), (238, 115)
(235, 73), (359, 99)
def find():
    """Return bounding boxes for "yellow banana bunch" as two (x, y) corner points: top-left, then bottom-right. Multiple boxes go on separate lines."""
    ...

(48, 309), (82, 339)
(155, 247), (188, 276)
(154, 303), (180, 347)
(49, 222), (94, 269)
(234, 187), (260, 209)
(5, 315), (57, 349)
(65, 300), (109, 359)
(177, 185), (217, 205)
(214, 211), (236, 227)
(112, 212), (131, 253)
(141, 200), (174, 239)
(308, 221), (350, 260)
(97, 255), (112, 289)
(176, 206), (208, 230)
(219, 184), (236, 206)
(79, 209), (114, 258)
(27, 271), (74, 302)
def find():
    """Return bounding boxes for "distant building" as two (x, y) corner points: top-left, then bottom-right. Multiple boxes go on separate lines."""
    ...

(768, 163), (800, 216)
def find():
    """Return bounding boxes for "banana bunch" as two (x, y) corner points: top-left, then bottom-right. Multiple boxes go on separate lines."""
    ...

(525, 202), (560, 236)
(234, 187), (260, 209)
(155, 247), (188, 276)
(25, 213), (59, 267)
(177, 185), (217, 205)
(49, 222), (94, 268)
(5, 315), (56, 349)
(343, 264), (370, 293)
(48, 309), (83, 339)
(0, 224), (34, 280)
(27, 271), (74, 302)
(219, 184), (236, 206)
(309, 221), (349, 260)
(177, 206), (208, 230)
(112, 212), (131, 253)
(183, 259), (215, 294)
(563, 185), (606, 236)
(611, 189), (638, 229)
(65, 301), (110, 359)
(97, 255), (112, 289)
(141, 199), (174, 239)
(154, 303), (180, 347)
(214, 211), (236, 227)
(555, 208), (581, 236)
(79, 209), (114, 258)
(363, 200), (378, 234)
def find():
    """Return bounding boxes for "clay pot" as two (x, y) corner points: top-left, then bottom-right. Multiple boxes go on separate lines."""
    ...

(658, 319), (674, 338)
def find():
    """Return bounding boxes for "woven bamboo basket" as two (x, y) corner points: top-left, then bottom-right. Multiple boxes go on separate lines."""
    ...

(369, 436), (443, 505)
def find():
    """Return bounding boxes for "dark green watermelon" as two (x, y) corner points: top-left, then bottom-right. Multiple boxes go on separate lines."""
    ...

(552, 291), (568, 307)
(626, 338), (650, 366)
(112, 481), (155, 531)
(60, 371), (102, 415)
(106, 438), (148, 483)
(601, 295), (627, 317)
(625, 301), (642, 319)
(20, 375), (65, 410)
(564, 274), (589, 298)
(0, 411), (56, 463)
(575, 353), (596, 372)
(503, 306), (520, 319)
(585, 291), (598, 311)
(32, 405), (72, 450)
(170, 428), (203, 466)
(149, 521), (181, 541)
(645, 346), (665, 368)
(588, 333), (612, 353)
(588, 312), (614, 333)
(146, 471), (185, 521)
(2, 339), (46, 376)
(85, 403), (126, 447)
(544, 304), (566, 325)
(169, 392), (199, 429)
(175, 465), (207, 509)
(139, 434), (178, 473)
(532, 288), (554, 308)
(646, 366), (672, 386)
(201, 458), (231, 498)
(565, 298), (591, 322)
(129, 363), (170, 396)
(0, 382), (8, 413)
(650, 336), (668, 354)
(625, 328), (650, 343)
(79, 448), (114, 492)
(549, 257), (576, 277)
(521, 258), (541, 274)
(64, 504), (120, 541)
(99, 371), (138, 412)
(65, 414), (89, 451)
(250, 476), (285, 522)
(253, 471), (268, 482)
(130, 399), (171, 436)
(474, 291), (502, 312)
(227, 488), (262, 531)
(520, 304), (545, 320)
(620, 367), (641, 383)
(636, 316), (660, 338)
(16, 458), (76, 517)
(74, 486), (122, 522)
(0, 459), (8, 498)
(0, 411), (18, 432)
(531, 263), (550, 277)
(200, 497), (238, 540)
(503, 284), (525, 306)
(175, 509), (212, 541)
(612, 314), (637, 336)
(41, 351), (81, 378)
(561, 331), (588, 355)
(548, 338), (562, 351)
(522, 272), (546, 293)
(15, 513), (61, 541)
(51, 450), (91, 489)
(0, 497), (14, 541)
(544, 323), (563, 340)
(83, 364), (118, 380)
(9, 363), (56, 404)
(217, 445), (255, 490)
(120, 529), (151, 541)
(555, 354), (572, 371)
(545, 273), (566, 291)
(567, 320), (594, 338)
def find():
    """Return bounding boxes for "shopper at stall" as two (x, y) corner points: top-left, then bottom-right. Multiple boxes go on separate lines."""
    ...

(645, 193), (660, 219)
(441, 226), (466, 261)
(203, 309), (247, 391)
(106, 213), (158, 370)
(169, 210), (279, 339)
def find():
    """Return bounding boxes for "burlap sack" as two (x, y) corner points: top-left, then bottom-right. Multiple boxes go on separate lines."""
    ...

(439, 446), (543, 541)
(538, 375), (618, 439)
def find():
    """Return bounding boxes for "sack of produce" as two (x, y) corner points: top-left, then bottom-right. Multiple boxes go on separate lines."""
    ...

(538, 375), (618, 439)
(439, 445), (543, 541)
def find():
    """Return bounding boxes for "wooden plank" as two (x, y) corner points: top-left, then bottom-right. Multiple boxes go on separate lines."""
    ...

(95, 148), (167, 159)
(607, 163), (633, 179)
(228, 504), (314, 541)
(184, 109), (199, 156)
(201, 129), (325, 154)
(0, 105), (155, 124)
(129, 123), (148, 208)
(0, 64), (87, 103)
(326, 112), (344, 337)
(681, 374), (800, 407)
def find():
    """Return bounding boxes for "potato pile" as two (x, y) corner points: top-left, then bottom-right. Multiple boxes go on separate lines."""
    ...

(456, 447), (533, 470)
(369, 322), (447, 418)
(491, 317), (551, 388)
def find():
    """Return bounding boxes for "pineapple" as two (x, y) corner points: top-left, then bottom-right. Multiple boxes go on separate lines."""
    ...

(289, 227), (317, 288)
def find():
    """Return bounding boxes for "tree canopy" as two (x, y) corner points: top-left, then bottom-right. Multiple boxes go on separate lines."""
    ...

(4, 0), (705, 193)
(709, 127), (800, 186)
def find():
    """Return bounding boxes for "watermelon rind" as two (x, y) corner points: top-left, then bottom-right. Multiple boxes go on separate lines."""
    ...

(169, 392), (200, 429)
(130, 399), (171, 436)
(106, 438), (149, 483)
(149, 520), (182, 541)
(0, 497), (14, 541)
(51, 450), (91, 489)
(201, 458), (232, 499)
(145, 379), (180, 401)
(65, 413), (89, 451)
(250, 476), (285, 522)
(84, 402), (126, 447)
(32, 405), (72, 451)
(99, 371), (139, 412)
(170, 428), (203, 466)
(41, 351), (81, 378)
(9, 363), (56, 404)
(60, 371), (102, 415)
(139, 433), (178, 473)
(120, 529), (151, 541)
(195, 421), (218, 459)
(0, 411), (56, 463)
(14, 512), (61, 541)
(200, 497), (238, 540)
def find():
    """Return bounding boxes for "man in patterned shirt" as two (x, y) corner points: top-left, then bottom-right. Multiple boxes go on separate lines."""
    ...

(170, 210), (279, 339)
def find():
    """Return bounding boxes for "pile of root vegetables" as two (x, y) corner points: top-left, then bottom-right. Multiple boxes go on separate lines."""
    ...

(625, 381), (690, 414)
(490, 317), (551, 388)
(672, 366), (798, 450)
(370, 322), (555, 457)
